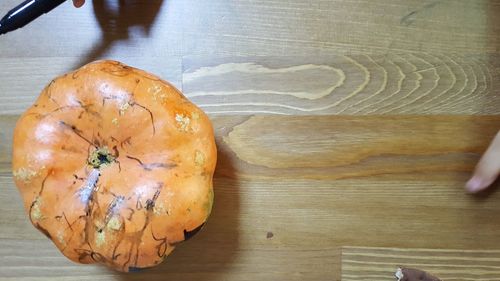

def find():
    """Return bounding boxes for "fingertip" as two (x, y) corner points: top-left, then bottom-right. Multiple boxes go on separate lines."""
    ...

(73, 0), (85, 8)
(466, 176), (494, 193)
(466, 176), (483, 193)
(466, 131), (500, 193)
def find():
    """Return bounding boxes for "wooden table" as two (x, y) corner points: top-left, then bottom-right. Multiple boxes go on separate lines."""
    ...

(1, 1), (500, 280)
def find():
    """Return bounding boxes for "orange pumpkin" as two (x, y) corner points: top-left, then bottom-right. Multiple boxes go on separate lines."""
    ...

(11, 60), (217, 272)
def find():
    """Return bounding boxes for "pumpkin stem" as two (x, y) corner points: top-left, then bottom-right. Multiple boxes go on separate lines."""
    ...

(88, 147), (115, 169)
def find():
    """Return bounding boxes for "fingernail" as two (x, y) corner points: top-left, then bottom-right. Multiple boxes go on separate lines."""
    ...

(466, 177), (484, 193)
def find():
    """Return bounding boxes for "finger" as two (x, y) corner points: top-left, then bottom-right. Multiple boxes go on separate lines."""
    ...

(73, 0), (85, 8)
(396, 268), (441, 281)
(466, 131), (500, 193)
(404, 268), (441, 281)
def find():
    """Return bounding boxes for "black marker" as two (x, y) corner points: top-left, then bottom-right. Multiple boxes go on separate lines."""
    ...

(0, 0), (67, 35)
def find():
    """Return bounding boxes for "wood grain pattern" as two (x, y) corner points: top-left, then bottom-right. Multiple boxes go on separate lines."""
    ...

(181, 0), (500, 55)
(1, 0), (498, 58)
(1, 0), (500, 114)
(2, 115), (500, 280)
(183, 55), (500, 115)
(342, 247), (500, 281)
(1, 0), (500, 280)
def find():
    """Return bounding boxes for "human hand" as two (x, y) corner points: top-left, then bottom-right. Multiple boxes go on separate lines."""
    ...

(466, 131), (500, 193)
(73, 0), (85, 8)
(396, 267), (441, 281)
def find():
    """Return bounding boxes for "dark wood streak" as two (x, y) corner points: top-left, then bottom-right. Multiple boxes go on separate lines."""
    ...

(126, 155), (176, 171)
(59, 121), (97, 148)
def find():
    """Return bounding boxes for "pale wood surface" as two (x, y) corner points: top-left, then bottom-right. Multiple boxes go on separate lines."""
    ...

(1, 0), (500, 114)
(2, 115), (500, 280)
(342, 246), (500, 281)
(183, 55), (500, 115)
(1, 0), (500, 280)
